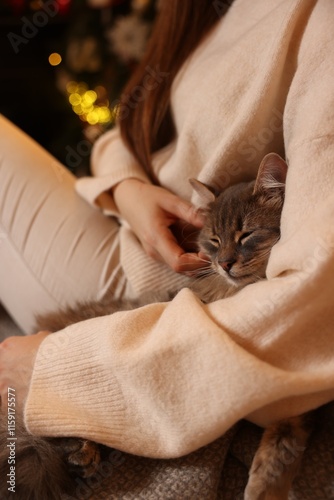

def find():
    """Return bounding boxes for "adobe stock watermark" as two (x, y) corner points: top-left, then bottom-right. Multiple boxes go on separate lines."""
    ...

(206, 107), (284, 192)
(254, 232), (334, 322)
(7, 0), (60, 54)
(237, 109), (283, 162)
(111, 65), (170, 121)
(61, 448), (126, 500)
(7, 387), (17, 495)
(65, 141), (92, 171)
(269, 436), (306, 475)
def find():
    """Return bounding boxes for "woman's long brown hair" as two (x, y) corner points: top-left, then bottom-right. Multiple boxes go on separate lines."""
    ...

(119, 0), (227, 181)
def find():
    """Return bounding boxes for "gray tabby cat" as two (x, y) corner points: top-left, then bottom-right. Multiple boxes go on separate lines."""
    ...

(0, 153), (313, 500)
(192, 153), (314, 500)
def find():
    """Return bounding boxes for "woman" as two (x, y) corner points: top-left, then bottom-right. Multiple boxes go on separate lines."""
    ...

(1, 0), (334, 464)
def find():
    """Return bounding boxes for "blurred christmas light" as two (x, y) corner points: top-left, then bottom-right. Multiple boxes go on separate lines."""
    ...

(73, 104), (84, 115)
(69, 93), (81, 106)
(57, 0), (71, 15)
(82, 90), (97, 106)
(66, 81), (116, 125)
(66, 81), (79, 94)
(10, 0), (26, 15)
(30, 0), (43, 10)
(49, 53), (62, 66)
(95, 85), (108, 99)
(78, 83), (88, 94)
(86, 110), (99, 125)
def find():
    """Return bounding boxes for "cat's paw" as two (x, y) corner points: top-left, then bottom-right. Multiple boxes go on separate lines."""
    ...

(55, 438), (101, 478)
(244, 457), (289, 500)
(244, 472), (266, 500)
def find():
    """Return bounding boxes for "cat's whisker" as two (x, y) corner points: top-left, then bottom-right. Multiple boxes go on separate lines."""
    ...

(197, 267), (214, 273)
(197, 257), (212, 264)
(256, 248), (275, 261)
(249, 272), (264, 282)
(195, 269), (216, 279)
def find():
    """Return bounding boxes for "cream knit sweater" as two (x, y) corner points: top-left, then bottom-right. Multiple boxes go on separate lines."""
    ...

(25, 0), (334, 458)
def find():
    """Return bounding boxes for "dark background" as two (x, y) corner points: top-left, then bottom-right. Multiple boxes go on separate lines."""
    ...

(1, 2), (76, 165)
(0, 0), (155, 175)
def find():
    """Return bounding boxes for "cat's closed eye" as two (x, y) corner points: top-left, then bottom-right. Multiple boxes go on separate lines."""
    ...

(209, 236), (221, 247)
(238, 231), (254, 245)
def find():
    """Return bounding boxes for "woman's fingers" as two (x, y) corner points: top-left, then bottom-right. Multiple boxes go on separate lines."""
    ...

(152, 225), (204, 273)
(160, 193), (204, 229)
(112, 179), (206, 273)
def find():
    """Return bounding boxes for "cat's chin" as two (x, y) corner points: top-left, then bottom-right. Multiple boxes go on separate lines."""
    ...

(224, 275), (241, 287)
(234, 276), (262, 288)
(214, 267), (237, 286)
(220, 271), (258, 288)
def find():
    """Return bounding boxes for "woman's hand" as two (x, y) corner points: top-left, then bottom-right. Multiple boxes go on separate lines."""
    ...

(0, 331), (50, 415)
(113, 179), (205, 274)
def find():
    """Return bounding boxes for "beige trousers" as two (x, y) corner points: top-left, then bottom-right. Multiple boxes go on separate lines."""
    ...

(0, 115), (126, 333)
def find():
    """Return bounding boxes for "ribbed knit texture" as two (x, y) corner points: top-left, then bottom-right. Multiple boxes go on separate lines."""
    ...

(25, 0), (334, 458)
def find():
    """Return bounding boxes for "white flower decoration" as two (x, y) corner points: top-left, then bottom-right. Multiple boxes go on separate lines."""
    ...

(107, 14), (151, 63)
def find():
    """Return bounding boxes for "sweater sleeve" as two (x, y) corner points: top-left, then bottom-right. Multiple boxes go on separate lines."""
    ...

(75, 127), (151, 215)
(24, 1), (334, 459)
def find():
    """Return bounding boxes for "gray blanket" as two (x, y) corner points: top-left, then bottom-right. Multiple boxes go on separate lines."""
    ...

(66, 403), (334, 499)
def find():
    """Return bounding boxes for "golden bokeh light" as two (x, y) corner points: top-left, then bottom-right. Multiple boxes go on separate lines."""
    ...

(66, 81), (115, 126)
(48, 53), (62, 66)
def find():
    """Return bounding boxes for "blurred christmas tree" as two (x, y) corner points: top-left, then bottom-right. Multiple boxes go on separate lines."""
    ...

(0, 0), (157, 175)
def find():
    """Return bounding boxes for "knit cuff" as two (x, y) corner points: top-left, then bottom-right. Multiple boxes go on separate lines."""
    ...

(24, 319), (127, 449)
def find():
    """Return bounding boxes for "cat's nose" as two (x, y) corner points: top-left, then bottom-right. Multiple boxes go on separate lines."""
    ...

(220, 259), (236, 273)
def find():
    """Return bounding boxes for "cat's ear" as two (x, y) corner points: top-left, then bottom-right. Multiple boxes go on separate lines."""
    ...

(253, 153), (288, 194)
(189, 178), (216, 205)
